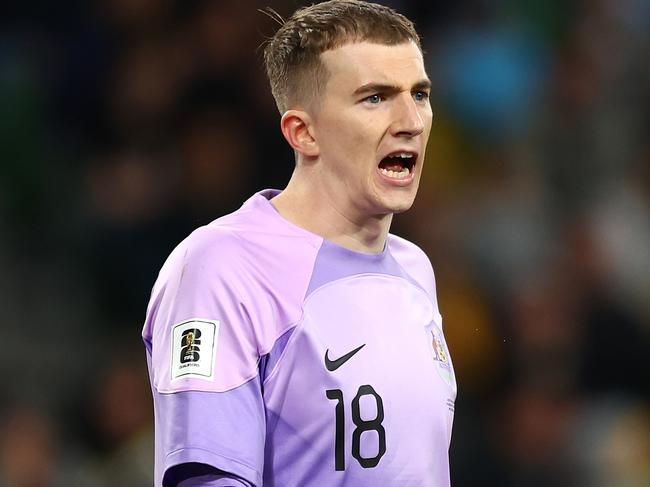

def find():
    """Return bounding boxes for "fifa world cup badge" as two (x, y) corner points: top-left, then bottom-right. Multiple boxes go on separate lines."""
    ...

(171, 319), (219, 380)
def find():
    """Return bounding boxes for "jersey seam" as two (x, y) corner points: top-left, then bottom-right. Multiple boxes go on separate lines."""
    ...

(153, 370), (260, 395)
(303, 272), (433, 308)
(387, 246), (436, 308)
(262, 271), (435, 388)
(391, 255), (444, 325)
(259, 238), (322, 387)
(260, 320), (302, 387)
(191, 227), (263, 394)
(166, 227), (318, 393)
(166, 445), (260, 475)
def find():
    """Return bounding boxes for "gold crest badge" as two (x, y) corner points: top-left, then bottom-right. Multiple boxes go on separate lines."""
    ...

(431, 330), (449, 365)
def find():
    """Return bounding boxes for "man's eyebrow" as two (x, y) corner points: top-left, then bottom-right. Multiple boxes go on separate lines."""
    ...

(353, 83), (399, 96)
(413, 79), (432, 91)
(353, 79), (432, 96)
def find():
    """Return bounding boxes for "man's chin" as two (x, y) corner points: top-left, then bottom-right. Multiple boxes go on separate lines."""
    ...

(380, 195), (417, 215)
(389, 202), (415, 214)
(367, 186), (418, 216)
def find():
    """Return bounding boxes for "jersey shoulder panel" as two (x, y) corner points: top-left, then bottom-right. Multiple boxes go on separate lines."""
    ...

(387, 234), (439, 314)
(205, 195), (324, 355)
(144, 194), (322, 393)
(144, 224), (262, 393)
(144, 223), (250, 334)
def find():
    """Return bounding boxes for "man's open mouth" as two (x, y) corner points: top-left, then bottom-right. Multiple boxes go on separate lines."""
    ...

(378, 151), (417, 180)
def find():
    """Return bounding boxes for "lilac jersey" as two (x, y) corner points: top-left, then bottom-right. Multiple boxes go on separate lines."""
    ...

(143, 189), (456, 486)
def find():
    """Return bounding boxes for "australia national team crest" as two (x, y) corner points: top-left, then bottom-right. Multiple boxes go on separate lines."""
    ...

(171, 319), (219, 380)
(426, 321), (454, 387)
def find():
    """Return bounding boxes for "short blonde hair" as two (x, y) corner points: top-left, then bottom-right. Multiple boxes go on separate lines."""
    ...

(263, 0), (421, 114)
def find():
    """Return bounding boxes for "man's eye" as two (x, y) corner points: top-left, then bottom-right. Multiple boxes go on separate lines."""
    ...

(414, 91), (429, 101)
(366, 94), (382, 104)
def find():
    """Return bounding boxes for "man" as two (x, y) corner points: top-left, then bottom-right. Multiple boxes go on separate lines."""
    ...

(142, 1), (456, 485)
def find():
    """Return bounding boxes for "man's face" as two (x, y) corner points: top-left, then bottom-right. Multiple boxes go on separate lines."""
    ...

(311, 40), (432, 219)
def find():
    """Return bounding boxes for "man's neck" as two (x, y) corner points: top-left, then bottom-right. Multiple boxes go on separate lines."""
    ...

(271, 172), (392, 254)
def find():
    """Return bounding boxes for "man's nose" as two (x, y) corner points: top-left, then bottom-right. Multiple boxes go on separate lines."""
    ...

(390, 94), (425, 137)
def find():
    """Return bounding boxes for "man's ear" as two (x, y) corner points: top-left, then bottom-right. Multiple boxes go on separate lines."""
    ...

(280, 110), (319, 158)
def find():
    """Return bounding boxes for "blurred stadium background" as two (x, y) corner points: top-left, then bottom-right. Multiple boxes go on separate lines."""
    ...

(1, 0), (649, 485)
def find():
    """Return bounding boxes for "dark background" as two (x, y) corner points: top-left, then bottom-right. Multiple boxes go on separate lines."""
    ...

(1, 0), (648, 485)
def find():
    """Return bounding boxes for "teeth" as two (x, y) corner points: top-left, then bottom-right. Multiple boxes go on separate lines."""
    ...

(379, 167), (410, 179)
(390, 152), (413, 159)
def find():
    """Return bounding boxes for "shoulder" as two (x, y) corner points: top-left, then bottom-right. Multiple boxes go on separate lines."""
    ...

(159, 194), (280, 275)
(388, 233), (431, 264)
(159, 196), (277, 280)
(181, 222), (247, 267)
(155, 223), (246, 291)
(148, 203), (322, 331)
(387, 233), (437, 298)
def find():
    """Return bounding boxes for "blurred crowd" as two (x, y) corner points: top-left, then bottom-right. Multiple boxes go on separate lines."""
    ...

(1, 0), (648, 486)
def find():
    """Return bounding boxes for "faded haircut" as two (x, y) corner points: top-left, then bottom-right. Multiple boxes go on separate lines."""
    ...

(263, 0), (421, 114)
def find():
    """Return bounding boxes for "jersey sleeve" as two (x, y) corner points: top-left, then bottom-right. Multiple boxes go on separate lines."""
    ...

(143, 226), (267, 486)
(171, 462), (253, 487)
(177, 476), (251, 487)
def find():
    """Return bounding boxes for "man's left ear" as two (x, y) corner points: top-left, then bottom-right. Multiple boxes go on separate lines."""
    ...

(280, 110), (319, 158)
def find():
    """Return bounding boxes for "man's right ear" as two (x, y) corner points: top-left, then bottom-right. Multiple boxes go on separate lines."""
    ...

(280, 110), (319, 158)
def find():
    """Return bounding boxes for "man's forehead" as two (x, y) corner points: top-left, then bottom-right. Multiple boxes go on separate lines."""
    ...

(321, 41), (427, 90)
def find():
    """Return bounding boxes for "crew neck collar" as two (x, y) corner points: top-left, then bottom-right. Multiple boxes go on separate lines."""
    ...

(250, 189), (389, 258)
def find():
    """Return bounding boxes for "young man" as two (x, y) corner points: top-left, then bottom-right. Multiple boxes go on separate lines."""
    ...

(142, 1), (456, 486)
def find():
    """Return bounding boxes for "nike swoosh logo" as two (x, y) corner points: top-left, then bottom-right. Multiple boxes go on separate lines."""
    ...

(325, 344), (366, 372)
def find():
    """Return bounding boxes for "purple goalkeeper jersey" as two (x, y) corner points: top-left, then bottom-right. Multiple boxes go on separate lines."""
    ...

(142, 189), (456, 486)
